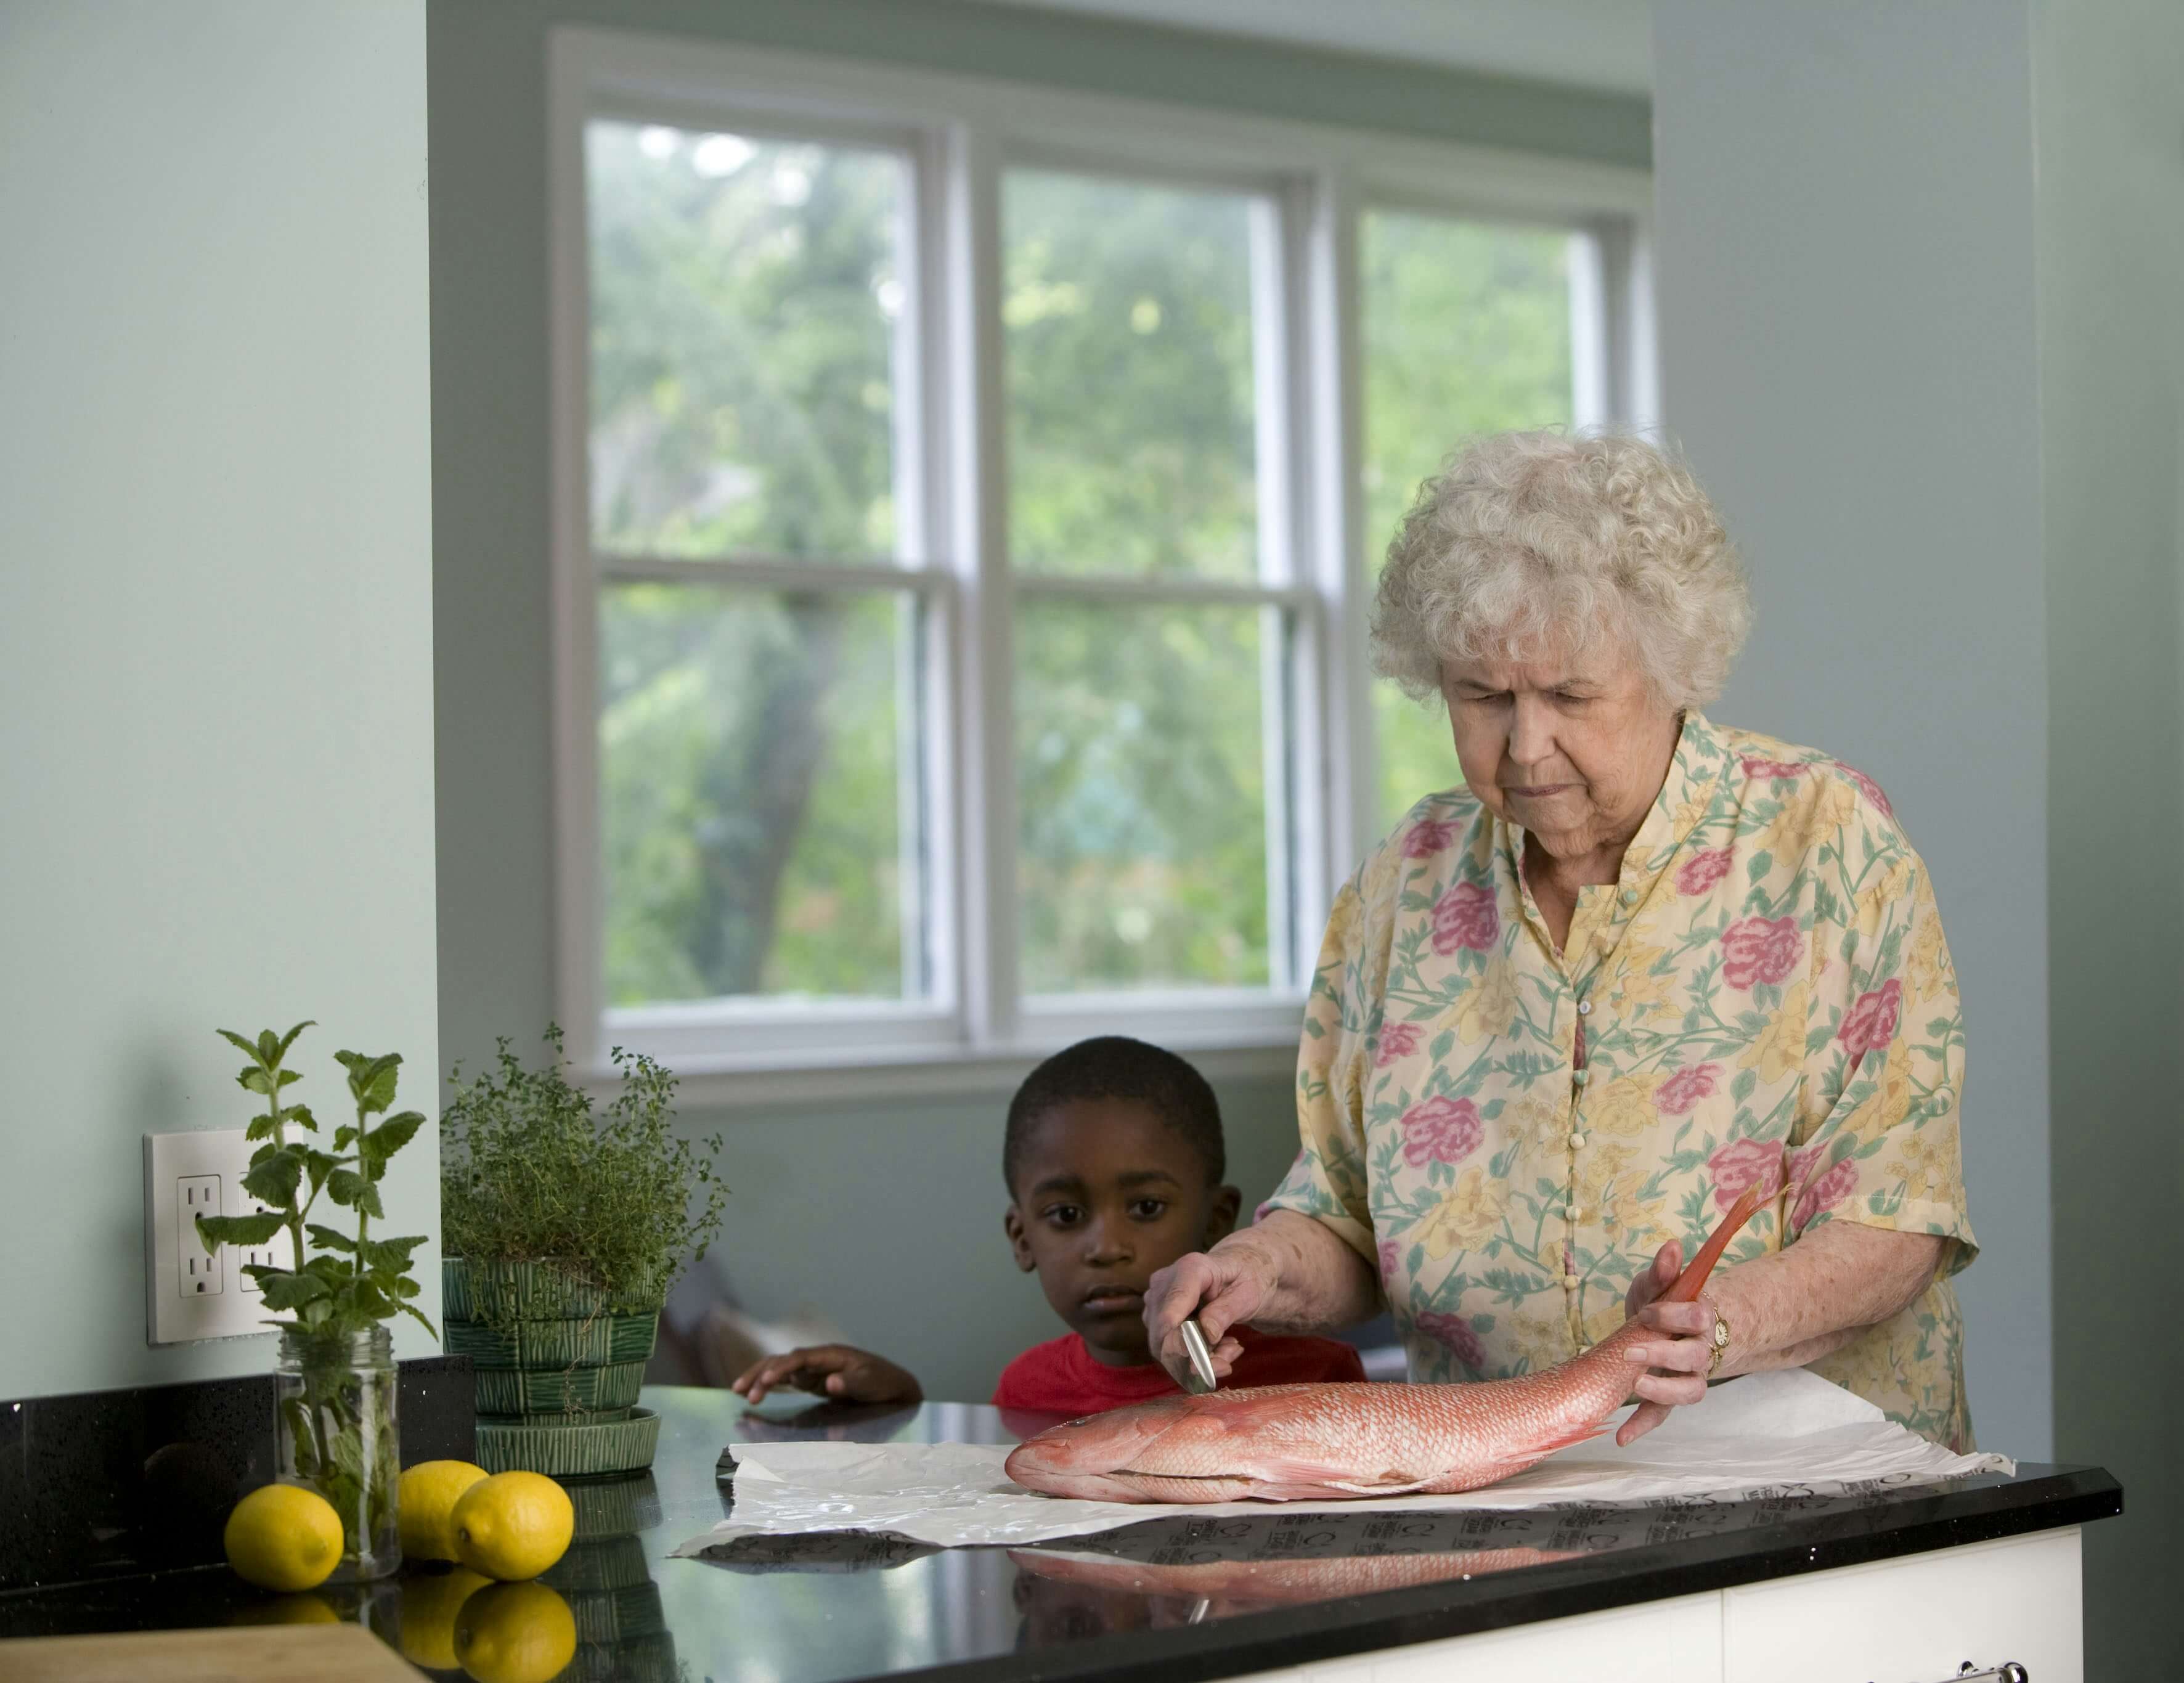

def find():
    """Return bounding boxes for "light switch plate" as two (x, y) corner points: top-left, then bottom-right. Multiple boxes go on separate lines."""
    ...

(144, 1128), (281, 1345)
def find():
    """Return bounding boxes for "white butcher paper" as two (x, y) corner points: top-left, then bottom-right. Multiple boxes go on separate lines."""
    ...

(673, 1368), (2014, 1556)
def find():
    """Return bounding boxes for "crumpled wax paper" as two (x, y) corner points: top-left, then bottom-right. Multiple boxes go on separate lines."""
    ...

(673, 1369), (2013, 1557)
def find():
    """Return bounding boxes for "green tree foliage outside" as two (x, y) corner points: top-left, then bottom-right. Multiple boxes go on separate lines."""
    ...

(1361, 212), (1576, 837)
(1004, 171), (1259, 581)
(1006, 171), (1272, 990)
(589, 123), (913, 1003)
(1014, 600), (1272, 992)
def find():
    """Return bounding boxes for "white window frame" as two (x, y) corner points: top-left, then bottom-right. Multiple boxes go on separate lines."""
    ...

(547, 27), (1655, 1107)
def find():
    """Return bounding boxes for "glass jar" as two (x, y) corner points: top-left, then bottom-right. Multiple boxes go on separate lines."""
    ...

(276, 1324), (401, 1581)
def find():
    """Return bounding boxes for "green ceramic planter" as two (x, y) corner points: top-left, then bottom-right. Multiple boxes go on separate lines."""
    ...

(543, 1534), (653, 1595)
(444, 1311), (660, 1370)
(571, 1632), (678, 1683)
(473, 1359), (647, 1416)
(565, 1473), (661, 1539)
(560, 1581), (667, 1646)
(442, 1257), (611, 1322)
(475, 1405), (662, 1478)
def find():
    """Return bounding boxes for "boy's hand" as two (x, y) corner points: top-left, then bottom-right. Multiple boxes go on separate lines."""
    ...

(731, 1345), (924, 1406)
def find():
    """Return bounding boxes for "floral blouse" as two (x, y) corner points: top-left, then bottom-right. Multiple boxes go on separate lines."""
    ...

(1262, 711), (1978, 1449)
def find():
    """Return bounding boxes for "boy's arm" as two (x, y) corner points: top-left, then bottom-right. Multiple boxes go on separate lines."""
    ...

(731, 1344), (924, 1406)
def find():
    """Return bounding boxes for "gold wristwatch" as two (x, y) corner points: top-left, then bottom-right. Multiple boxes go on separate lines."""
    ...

(1706, 1306), (1731, 1377)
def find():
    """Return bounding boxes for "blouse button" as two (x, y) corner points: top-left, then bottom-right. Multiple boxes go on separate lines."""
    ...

(1577, 999), (1592, 1017)
(1620, 887), (1639, 907)
(1571, 1068), (1590, 1087)
(1561, 1276), (1579, 1292)
(1569, 1132), (1586, 1149)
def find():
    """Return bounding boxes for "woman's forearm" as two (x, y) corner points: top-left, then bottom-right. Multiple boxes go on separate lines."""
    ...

(1216, 1210), (1384, 1334)
(1713, 1221), (1944, 1375)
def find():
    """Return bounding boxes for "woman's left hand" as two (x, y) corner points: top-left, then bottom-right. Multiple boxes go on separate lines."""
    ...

(1616, 1238), (1724, 1446)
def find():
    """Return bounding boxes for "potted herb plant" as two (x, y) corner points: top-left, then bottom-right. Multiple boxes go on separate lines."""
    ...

(194, 1022), (434, 1582)
(439, 1028), (725, 1477)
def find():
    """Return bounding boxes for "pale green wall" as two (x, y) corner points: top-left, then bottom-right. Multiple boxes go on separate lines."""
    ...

(2031, 0), (2184, 1670)
(1652, 0), (2053, 1461)
(0, 1), (439, 1397)
(428, 0), (1644, 1406)
(1653, 0), (2184, 1669)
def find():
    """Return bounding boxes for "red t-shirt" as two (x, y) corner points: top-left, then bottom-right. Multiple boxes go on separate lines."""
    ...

(992, 1324), (1367, 1416)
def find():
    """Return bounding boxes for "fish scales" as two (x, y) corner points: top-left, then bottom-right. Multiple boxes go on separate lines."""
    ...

(1005, 1182), (1766, 1504)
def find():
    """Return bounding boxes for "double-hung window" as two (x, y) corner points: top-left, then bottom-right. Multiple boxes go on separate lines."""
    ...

(548, 31), (1653, 1098)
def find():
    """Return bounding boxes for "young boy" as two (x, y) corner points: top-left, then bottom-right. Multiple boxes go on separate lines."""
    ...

(731, 1037), (1366, 1414)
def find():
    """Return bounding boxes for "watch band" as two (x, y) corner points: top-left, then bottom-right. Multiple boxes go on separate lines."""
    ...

(1706, 1306), (1731, 1377)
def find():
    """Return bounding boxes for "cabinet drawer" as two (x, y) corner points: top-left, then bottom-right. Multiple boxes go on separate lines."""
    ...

(1268, 1592), (1723, 1682)
(1723, 1527), (2079, 1683)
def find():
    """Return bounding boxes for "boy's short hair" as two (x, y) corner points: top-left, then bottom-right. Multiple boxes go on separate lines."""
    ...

(1003, 1036), (1226, 1193)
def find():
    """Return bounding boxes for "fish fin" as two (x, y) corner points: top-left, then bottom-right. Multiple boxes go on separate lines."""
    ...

(1661, 1179), (1769, 1303)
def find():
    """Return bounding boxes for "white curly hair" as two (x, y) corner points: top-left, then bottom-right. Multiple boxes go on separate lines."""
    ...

(1372, 430), (1752, 712)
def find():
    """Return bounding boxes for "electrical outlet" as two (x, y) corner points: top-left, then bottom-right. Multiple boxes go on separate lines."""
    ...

(145, 1129), (279, 1345)
(178, 1175), (222, 1295)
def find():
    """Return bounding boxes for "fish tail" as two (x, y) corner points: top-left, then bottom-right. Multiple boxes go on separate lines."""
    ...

(1661, 1179), (1769, 1303)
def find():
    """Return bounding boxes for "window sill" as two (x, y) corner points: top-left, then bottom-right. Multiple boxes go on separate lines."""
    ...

(577, 1027), (1302, 1112)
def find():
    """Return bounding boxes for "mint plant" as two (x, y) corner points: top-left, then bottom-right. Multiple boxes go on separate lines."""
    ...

(195, 1021), (434, 1337)
(195, 1021), (433, 1576)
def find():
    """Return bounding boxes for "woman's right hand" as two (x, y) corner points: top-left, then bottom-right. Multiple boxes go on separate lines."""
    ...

(730, 1344), (924, 1406)
(1143, 1233), (1285, 1388)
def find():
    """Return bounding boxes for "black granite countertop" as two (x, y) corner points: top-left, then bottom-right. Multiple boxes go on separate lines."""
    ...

(0, 1384), (2122, 1682)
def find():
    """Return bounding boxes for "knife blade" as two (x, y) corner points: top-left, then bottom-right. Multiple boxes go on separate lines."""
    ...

(1179, 1316), (1218, 1395)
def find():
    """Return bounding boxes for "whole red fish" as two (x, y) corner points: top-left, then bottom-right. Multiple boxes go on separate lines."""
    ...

(1005, 1181), (1766, 1503)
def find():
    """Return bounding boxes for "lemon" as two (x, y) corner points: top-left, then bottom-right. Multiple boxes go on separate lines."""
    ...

(452, 1579), (577, 1683)
(399, 1565), (494, 1668)
(223, 1482), (344, 1592)
(399, 1458), (491, 1562)
(451, 1470), (574, 1581)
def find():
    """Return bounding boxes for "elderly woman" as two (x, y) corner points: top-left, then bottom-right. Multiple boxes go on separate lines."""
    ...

(1147, 431), (1976, 1450)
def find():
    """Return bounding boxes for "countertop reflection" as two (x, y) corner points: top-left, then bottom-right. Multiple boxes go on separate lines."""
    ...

(0, 1385), (2122, 1683)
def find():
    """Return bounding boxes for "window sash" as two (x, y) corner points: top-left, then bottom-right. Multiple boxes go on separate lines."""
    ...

(547, 26), (1653, 1096)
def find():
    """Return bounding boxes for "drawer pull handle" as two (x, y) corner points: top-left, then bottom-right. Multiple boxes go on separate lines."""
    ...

(1942, 1666), (2028, 1683)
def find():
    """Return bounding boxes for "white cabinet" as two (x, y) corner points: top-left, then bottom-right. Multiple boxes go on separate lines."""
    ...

(1241, 1528), (2078, 1683)
(1722, 1528), (2079, 1683)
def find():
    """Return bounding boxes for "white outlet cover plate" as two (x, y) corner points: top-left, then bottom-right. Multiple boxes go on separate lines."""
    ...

(144, 1127), (280, 1346)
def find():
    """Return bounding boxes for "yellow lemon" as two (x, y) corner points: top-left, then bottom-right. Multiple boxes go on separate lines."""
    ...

(222, 1482), (344, 1592)
(452, 1579), (577, 1683)
(399, 1565), (494, 1668)
(451, 1470), (574, 1581)
(399, 1458), (491, 1562)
